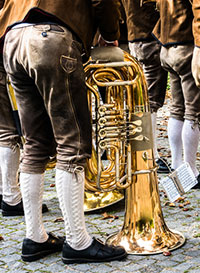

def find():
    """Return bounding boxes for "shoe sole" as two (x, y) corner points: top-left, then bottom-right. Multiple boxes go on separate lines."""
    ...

(62, 252), (127, 264)
(22, 249), (61, 262)
(157, 170), (170, 174)
(2, 207), (48, 216)
(2, 210), (24, 217)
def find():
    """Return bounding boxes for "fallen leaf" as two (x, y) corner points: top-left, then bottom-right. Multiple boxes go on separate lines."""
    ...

(176, 197), (185, 203)
(183, 201), (191, 206)
(163, 251), (171, 256)
(109, 216), (119, 223)
(54, 217), (64, 222)
(101, 212), (112, 220)
(101, 212), (119, 222)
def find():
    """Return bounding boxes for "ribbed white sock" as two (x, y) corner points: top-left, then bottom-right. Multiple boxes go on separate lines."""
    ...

(20, 173), (48, 243)
(168, 117), (184, 169)
(182, 119), (200, 177)
(56, 167), (92, 250)
(0, 146), (21, 205)
(0, 168), (2, 195)
(151, 112), (159, 159)
(128, 42), (137, 58)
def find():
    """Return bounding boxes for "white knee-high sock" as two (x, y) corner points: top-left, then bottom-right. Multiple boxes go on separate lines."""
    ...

(56, 167), (92, 250)
(0, 146), (21, 205)
(0, 169), (2, 195)
(151, 112), (159, 159)
(168, 117), (184, 169)
(20, 173), (48, 243)
(182, 119), (200, 177)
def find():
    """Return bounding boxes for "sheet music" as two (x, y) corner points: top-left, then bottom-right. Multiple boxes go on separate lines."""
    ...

(160, 162), (198, 202)
(160, 176), (180, 202)
(175, 163), (198, 192)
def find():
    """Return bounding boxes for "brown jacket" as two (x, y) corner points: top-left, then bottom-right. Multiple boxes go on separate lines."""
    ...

(193, 0), (200, 47)
(153, 0), (193, 46)
(118, 1), (128, 43)
(121, 0), (159, 42)
(0, 0), (121, 56)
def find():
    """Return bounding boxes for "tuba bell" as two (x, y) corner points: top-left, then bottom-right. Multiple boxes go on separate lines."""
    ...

(84, 46), (185, 254)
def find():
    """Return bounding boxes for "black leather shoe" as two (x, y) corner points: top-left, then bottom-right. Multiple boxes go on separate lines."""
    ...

(62, 238), (127, 264)
(22, 232), (65, 262)
(1, 200), (48, 216)
(156, 158), (171, 174)
(192, 174), (200, 189)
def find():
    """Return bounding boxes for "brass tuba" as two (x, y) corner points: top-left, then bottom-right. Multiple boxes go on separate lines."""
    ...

(84, 46), (185, 254)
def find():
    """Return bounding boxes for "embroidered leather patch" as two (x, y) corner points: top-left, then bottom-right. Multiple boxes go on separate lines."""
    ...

(60, 55), (77, 74)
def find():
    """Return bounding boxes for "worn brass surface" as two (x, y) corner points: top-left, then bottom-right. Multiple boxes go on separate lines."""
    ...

(84, 190), (124, 212)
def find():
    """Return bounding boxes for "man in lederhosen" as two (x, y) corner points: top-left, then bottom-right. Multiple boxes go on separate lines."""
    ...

(0, 0), (127, 264)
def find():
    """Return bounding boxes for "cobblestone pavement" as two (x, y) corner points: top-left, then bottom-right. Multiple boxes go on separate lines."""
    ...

(0, 99), (200, 273)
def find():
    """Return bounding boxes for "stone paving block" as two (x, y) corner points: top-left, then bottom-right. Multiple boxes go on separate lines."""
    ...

(170, 253), (188, 262)
(38, 261), (68, 272)
(112, 270), (131, 273)
(123, 263), (146, 271)
(172, 262), (193, 272)
(187, 268), (200, 273)
(4, 270), (30, 273)
(160, 269), (178, 273)
(70, 262), (96, 272)
(2, 253), (21, 263)
(156, 259), (178, 267)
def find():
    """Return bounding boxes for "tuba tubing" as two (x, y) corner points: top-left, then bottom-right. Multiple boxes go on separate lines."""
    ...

(84, 46), (149, 192)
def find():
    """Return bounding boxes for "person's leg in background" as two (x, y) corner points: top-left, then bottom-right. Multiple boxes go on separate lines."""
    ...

(166, 71), (185, 170)
(161, 45), (200, 188)
(180, 46), (200, 186)
(0, 57), (22, 215)
(129, 40), (170, 173)
(0, 55), (49, 217)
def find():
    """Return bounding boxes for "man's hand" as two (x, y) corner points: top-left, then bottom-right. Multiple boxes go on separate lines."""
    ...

(98, 35), (118, 47)
(192, 46), (200, 88)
